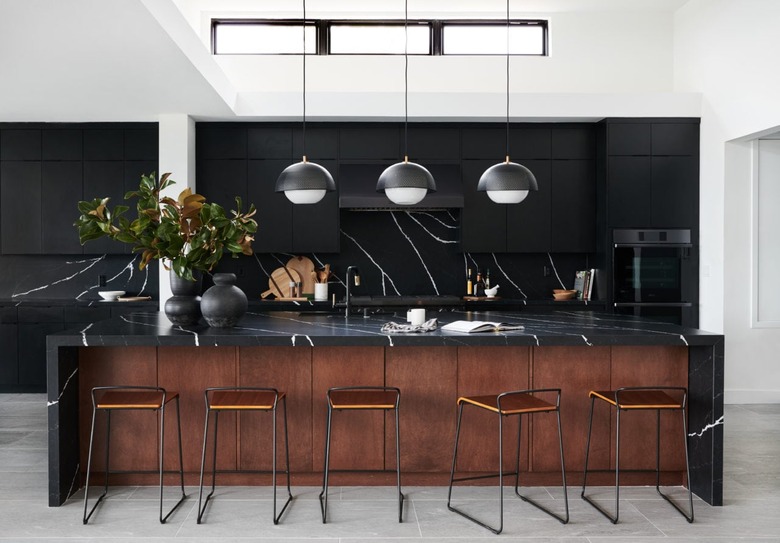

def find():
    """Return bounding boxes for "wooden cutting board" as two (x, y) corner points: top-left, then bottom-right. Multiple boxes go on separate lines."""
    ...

(262, 267), (301, 299)
(286, 256), (316, 295)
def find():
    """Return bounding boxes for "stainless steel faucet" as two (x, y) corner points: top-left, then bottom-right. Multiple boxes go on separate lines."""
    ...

(345, 266), (361, 317)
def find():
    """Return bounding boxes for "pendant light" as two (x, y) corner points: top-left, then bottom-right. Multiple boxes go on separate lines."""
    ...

(275, 0), (335, 204)
(477, 0), (538, 204)
(376, 0), (435, 206)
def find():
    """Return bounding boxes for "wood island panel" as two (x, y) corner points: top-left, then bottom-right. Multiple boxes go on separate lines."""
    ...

(609, 345), (688, 480)
(238, 346), (313, 472)
(78, 347), (157, 477)
(158, 347), (237, 473)
(385, 346), (458, 472)
(454, 346), (530, 472)
(531, 346), (611, 473)
(311, 346), (386, 472)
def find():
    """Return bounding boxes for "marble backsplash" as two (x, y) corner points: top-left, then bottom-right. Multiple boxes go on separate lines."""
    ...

(0, 211), (594, 303)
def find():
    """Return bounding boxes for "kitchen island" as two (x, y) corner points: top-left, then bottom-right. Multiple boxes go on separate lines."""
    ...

(47, 309), (723, 508)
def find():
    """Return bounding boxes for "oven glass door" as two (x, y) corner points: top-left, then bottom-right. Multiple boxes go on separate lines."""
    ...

(613, 246), (688, 303)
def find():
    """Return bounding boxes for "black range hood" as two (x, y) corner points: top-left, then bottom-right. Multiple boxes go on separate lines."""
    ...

(338, 163), (464, 209)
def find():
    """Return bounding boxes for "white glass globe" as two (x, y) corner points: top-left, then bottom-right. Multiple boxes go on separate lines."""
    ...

(284, 189), (327, 204)
(384, 187), (428, 206)
(486, 189), (529, 204)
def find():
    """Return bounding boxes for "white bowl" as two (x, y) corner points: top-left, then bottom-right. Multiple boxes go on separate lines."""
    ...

(98, 290), (125, 301)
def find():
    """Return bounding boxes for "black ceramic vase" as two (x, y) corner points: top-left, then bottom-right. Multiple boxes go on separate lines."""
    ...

(200, 273), (247, 328)
(164, 271), (203, 326)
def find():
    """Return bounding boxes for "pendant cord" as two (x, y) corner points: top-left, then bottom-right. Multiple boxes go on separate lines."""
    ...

(302, 0), (307, 158)
(404, 0), (409, 159)
(505, 0), (510, 160)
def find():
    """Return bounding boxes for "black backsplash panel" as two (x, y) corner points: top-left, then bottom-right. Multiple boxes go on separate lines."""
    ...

(0, 254), (158, 301)
(213, 210), (591, 302)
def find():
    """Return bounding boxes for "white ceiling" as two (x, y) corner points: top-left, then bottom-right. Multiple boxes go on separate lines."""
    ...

(0, 0), (691, 122)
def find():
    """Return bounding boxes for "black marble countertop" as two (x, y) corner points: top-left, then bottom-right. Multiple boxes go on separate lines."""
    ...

(0, 298), (157, 307)
(48, 309), (721, 349)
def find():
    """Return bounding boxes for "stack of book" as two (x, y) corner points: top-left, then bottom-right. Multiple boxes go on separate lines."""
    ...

(573, 269), (596, 301)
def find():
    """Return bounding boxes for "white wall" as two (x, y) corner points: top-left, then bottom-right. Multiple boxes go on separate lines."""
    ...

(211, 10), (681, 118)
(675, 0), (780, 403)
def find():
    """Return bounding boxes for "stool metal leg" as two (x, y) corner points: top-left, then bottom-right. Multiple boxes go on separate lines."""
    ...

(83, 403), (108, 524)
(318, 401), (334, 523)
(581, 395), (620, 523)
(655, 407), (695, 523)
(159, 395), (187, 524)
(272, 395), (293, 524)
(197, 409), (220, 523)
(394, 400), (404, 523)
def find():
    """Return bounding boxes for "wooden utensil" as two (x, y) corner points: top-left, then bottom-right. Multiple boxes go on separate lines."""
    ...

(261, 267), (302, 299)
(286, 256), (316, 294)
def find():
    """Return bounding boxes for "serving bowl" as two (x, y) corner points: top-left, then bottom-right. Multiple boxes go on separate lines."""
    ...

(98, 290), (126, 301)
(552, 289), (577, 301)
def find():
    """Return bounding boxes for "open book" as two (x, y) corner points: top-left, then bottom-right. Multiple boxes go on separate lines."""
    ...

(441, 320), (524, 333)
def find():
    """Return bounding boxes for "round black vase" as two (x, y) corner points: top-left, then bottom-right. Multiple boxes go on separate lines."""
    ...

(164, 271), (202, 326)
(200, 273), (247, 328)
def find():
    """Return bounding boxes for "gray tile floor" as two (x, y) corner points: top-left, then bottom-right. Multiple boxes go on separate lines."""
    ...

(1, 394), (778, 541)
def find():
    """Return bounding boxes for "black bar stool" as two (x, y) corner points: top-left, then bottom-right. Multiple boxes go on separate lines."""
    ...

(197, 387), (293, 525)
(447, 388), (569, 535)
(83, 386), (186, 524)
(581, 386), (694, 524)
(319, 386), (403, 523)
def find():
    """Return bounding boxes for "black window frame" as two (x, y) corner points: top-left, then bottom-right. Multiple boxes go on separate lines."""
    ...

(212, 18), (548, 57)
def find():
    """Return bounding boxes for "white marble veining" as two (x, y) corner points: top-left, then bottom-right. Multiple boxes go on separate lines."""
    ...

(13, 255), (105, 298)
(548, 252), (568, 290)
(47, 367), (79, 408)
(390, 212), (439, 295)
(340, 229), (401, 296)
(689, 415), (725, 438)
(492, 253), (528, 298)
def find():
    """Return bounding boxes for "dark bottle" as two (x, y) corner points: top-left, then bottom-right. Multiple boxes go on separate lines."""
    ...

(466, 268), (473, 295)
(474, 272), (483, 297)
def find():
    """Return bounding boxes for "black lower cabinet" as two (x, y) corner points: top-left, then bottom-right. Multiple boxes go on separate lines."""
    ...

(18, 322), (64, 389)
(0, 323), (18, 386)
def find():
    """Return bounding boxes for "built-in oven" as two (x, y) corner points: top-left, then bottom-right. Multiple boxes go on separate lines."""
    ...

(612, 229), (696, 326)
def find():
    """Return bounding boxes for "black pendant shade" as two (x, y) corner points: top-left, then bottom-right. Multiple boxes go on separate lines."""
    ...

(478, 160), (537, 204)
(377, 159), (436, 205)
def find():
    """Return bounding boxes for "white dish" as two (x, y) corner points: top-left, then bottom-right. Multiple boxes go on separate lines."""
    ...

(98, 290), (125, 301)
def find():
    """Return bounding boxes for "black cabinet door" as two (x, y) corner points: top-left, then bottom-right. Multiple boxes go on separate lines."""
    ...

(608, 123), (651, 156)
(607, 156), (652, 227)
(552, 126), (595, 159)
(551, 159), (596, 252)
(124, 128), (158, 160)
(461, 160), (507, 253)
(652, 123), (699, 156)
(293, 127), (339, 160)
(506, 160), (552, 252)
(83, 161), (128, 254)
(249, 127), (292, 159)
(407, 127), (461, 160)
(18, 322), (64, 389)
(292, 159), (339, 253)
(42, 161), (83, 254)
(340, 127), (399, 160)
(1, 129), (41, 160)
(247, 159), (293, 253)
(83, 129), (123, 160)
(198, 127), (247, 159)
(651, 156), (699, 228)
(0, 323), (18, 386)
(42, 129), (82, 160)
(197, 159), (248, 215)
(1, 161), (42, 254)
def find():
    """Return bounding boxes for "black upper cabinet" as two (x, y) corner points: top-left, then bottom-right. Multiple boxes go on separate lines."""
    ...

(406, 127), (460, 160)
(249, 127), (292, 159)
(652, 123), (699, 156)
(198, 128), (247, 159)
(607, 156), (652, 227)
(83, 161), (128, 254)
(1, 161), (42, 254)
(462, 129), (505, 159)
(651, 156), (699, 228)
(42, 130), (82, 160)
(551, 160), (596, 252)
(552, 126), (595, 159)
(608, 123), (651, 156)
(247, 159), (293, 253)
(124, 128), (158, 161)
(292, 159), (340, 252)
(293, 127), (339, 159)
(604, 120), (699, 229)
(461, 159), (507, 253)
(198, 159), (248, 216)
(506, 160), (552, 252)
(511, 128), (552, 160)
(42, 161), (83, 254)
(83, 129), (123, 160)
(340, 127), (399, 159)
(1, 129), (41, 160)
